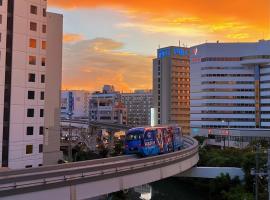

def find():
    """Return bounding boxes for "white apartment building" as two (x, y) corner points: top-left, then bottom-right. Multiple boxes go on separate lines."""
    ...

(89, 85), (127, 125)
(190, 40), (270, 136)
(121, 90), (153, 127)
(61, 90), (91, 119)
(0, 0), (63, 169)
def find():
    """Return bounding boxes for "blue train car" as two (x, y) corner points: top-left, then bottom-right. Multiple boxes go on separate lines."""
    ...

(124, 125), (183, 157)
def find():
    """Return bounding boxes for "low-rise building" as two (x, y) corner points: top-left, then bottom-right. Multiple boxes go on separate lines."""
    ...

(61, 90), (91, 119)
(89, 85), (127, 125)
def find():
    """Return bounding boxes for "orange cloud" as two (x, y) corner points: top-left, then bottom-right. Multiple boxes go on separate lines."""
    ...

(62, 38), (153, 91)
(63, 33), (84, 43)
(49, 0), (270, 41)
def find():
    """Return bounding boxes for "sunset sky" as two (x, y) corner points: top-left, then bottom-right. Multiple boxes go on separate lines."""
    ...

(48, 0), (270, 92)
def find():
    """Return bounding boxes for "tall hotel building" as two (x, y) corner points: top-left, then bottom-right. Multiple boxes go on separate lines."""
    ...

(153, 47), (190, 134)
(0, 0), (63, 169)
(190, 40), (270, 135)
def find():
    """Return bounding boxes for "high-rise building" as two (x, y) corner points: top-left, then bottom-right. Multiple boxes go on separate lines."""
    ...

(89, 85), (127, 125)
(0, 0), (63, 169)
(61, 90), (91, 119)
(190, 40), (270, 135)
(121, 90), (153, 127)
(153, 46), (190, 134)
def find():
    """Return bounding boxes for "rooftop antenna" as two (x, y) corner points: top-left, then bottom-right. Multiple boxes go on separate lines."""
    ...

(179, 40), (181, 47)
(158, 44), (160, 49)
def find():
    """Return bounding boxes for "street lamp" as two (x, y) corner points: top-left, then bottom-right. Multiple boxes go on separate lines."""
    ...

(222, 120), (230, 148)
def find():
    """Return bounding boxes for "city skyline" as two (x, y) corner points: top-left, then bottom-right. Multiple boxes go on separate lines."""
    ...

(48, 0), (270, 91)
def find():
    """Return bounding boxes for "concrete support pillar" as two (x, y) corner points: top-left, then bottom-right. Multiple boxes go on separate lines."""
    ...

(70, 185), (77, 200)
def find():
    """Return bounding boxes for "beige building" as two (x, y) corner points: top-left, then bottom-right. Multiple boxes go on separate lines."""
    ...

(0, 0), (63, 169)
(153, 46), (190, 134)
(121, 90), (153, 127)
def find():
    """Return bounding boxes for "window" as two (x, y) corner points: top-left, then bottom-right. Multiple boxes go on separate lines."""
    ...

(39, 144), (43, 153)
(41, 74), (45, 83)
(26, 145), (33, 154)
(29, 39), (36, 48)
(26, 127), (34, 135)
(0, 1), (2, 6)
(40, 109), (44, 117)
(43, 8), (46, 17)
(27, 109), (34, 117)
(41, 41), (46, 49)
(39, 126), (44, 135)
(30, 22), (37, 31)
(40, 91), (44, 100)
(25, 165), (32, 168)
(0, 15), (2, 24)
(41, 57), (46, 66)
(30, 5), (37, 15)
(28, 91), (35, 99)
(42, 25), (46, 33)
(29, 56), (36, 65)
(28, 73), (35, 82)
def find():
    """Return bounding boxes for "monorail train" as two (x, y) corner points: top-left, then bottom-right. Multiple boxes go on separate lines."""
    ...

(124, 125), (183, 157)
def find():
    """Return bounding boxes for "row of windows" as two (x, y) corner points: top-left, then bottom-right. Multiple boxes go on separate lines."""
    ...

(201, 57), (240, 62)
(29, 39), (46, 49)
(202, 74), (253, 77)
(201, 96), (255, 99)
(28, 91), (44, 100)
(29, 55), (46, 66)
(30, 5), (46, 17)
(26, 144), (43, 155)
(202, 118), (270, 122)
(202, 88), (254, 92)
(201, 66), (249, 70)
(201, 110), (255, 114)
(28, 73), (45, 83)
(27, 126), (44, 135)
(202, 125), (256, 129)
(30, 21), (47, 34)
(201, 103), (255, 107)
(202, 81), (254, 85)
(241, 55), (270, 60)
(27, 108), (44, 117)
(261, 73), (270, 76)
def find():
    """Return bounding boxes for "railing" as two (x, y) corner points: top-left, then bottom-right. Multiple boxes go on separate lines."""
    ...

(0, 136), (198, 197)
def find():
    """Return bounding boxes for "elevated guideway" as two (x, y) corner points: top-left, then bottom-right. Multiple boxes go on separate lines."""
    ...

(0, 136), (198, 200)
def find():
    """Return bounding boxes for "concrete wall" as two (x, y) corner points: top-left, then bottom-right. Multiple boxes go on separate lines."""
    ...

(43, 12), (63, 166)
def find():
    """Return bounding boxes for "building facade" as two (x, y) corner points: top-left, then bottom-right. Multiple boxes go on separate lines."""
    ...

(0, 0), (62, 169)
(153, 47), (190, 134)
(121, 90), (153, 127)
(89, 85), (127, 125)
(190, 40), (270, 136)
(61, 90), (91, 119)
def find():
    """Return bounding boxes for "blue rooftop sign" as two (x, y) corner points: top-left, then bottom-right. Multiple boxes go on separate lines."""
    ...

(158, 47), (189, 59)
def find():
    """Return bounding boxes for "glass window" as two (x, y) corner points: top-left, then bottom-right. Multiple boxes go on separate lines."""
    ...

(27, 109), (34, 117)
(39, 126), (44, 135)
(40, 109), (44, 117)
(43, 8), (46, 17)
(41, 57), (46, 66)
(41, 74), (45, 83)
(28, 73), (35, 82)
(40, 91), (44, 100)
(29, 39), (36, 48)
(26, 127), (34, 135)
(28, 91), (35, 99)
(41, 41), (46, 49)
(26, 145), (33, 154)
(30, 22), (37, 31)
(42, 25), (46, 33)
(39, 144), (43, 153)
(29, 56), (36, 65)
(30, 5), (37, 15)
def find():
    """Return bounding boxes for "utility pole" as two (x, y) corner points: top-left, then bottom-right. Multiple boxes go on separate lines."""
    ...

(255, 145), (259, 200)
